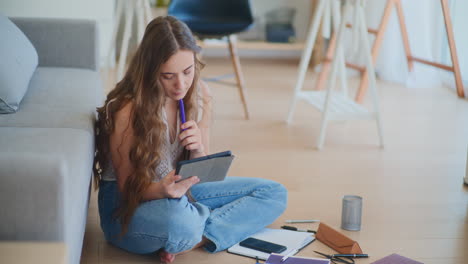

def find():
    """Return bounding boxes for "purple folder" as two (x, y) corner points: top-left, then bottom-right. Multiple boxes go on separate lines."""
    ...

(266, 254), (330, 264)
(371, 253), (424, 264)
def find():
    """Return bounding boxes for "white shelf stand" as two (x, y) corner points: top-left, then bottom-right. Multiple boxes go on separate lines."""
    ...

(107, 0), (153, 81)
(286, 0), (384, 150)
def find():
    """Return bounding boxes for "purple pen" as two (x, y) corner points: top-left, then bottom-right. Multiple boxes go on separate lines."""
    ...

(179, 99), (186, 130)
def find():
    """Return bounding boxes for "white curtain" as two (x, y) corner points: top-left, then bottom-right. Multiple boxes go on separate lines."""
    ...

(347, 0), (466, 94)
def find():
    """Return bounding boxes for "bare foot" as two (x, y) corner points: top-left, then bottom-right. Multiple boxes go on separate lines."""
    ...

(159, 250), (175, 263)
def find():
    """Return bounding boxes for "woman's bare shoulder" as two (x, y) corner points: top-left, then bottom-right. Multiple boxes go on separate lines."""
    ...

(114, 101), (134, 133)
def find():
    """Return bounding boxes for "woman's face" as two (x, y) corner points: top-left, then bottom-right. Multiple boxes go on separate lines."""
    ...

(159, 50), (195, 101)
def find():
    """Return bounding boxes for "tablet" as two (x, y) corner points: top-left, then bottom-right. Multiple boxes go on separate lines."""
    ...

(175, 151), (234, 183)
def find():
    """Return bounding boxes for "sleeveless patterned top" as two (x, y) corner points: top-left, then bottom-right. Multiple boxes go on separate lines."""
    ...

(101, 108), (184, 182)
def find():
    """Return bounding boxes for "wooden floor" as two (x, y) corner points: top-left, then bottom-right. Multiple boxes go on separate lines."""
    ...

(81, 58), (468, 264)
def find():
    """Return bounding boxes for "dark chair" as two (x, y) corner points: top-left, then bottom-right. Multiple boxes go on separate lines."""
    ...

(168, 0), (253, 119)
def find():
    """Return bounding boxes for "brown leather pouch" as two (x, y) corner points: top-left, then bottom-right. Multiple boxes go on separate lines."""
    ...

(315, 222), (363, 254)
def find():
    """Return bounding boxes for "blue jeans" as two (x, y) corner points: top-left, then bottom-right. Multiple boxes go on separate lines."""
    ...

(98, 177), (287, 254)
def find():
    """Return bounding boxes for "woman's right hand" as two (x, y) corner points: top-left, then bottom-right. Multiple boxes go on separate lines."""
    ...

(159, 170), (200, 198)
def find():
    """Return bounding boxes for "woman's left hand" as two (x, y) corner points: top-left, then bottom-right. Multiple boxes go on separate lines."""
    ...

(179, 120), (204, 155)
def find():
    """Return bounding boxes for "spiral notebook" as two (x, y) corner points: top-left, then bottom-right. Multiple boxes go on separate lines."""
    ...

(227, 228), (315, 260)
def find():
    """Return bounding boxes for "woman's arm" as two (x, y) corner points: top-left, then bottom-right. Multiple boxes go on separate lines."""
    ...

(109, 102), (138, 193)
(179, 80), (213, 159)
(141, 170), (199, 201)
(110, 102), (198, 201)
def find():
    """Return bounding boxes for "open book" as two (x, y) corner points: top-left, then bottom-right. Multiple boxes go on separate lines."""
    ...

(227, 228), (315, 260)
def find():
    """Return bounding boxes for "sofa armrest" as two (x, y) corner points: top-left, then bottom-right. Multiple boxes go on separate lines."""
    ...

(11, 17), (99, 71)
(0, 153), (65, 241)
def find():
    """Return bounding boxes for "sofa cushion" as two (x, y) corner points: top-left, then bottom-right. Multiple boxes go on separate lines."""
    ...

(0, 15), (38, 113)
(0, 67), (104, 134)
(0, 127), (94, 264)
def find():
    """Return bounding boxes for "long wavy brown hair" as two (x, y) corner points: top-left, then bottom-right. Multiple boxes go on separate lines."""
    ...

(93, 16), (204, 235)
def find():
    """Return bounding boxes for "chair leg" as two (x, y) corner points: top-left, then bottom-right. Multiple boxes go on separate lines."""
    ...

(355, 0), (395, 103)
(357, 1), (384, 148)
(286, 0), (327, 123)
(142, 0), (153, 25)
(395, 0), (414, 72)
(106, 0), (123, 89)
(117, 1), (134, 81)
(315, 35), (336, 93)
(317, 0), (346, 150)
(107, 0), (124, 69)
(441, 0), (465, 98)
(334, 0), (348, 97)
(136, 0), (145, 43)
(227, 35), (250, 120)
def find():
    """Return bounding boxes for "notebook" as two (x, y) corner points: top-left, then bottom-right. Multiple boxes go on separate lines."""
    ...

(175, 151), (234, 183)
(371, 254), (424, 264)
(266, 254), (330, 264)
(227, 228), (315, 260)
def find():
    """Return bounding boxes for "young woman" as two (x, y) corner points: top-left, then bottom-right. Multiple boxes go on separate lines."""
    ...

(94, 16), (287, 263)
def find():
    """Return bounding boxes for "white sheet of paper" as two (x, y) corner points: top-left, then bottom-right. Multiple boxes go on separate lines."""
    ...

(227, 228), (315, 260)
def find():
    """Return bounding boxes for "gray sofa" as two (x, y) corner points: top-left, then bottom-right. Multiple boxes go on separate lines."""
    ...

(0, 16), (103, 264)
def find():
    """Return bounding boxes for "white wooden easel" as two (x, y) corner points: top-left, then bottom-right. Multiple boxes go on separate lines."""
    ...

(286, 0), (384, 149)
(316, 0), (465, 103)
(107, 0), (153, 81)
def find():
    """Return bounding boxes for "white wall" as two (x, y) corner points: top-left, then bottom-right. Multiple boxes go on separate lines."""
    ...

(0, 0), (114, 67)
(0, 0), (317, 61)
